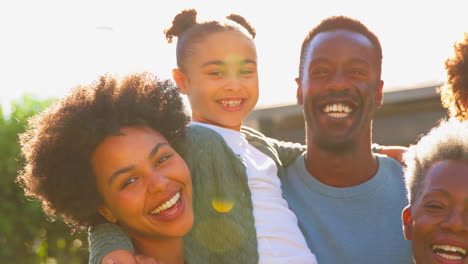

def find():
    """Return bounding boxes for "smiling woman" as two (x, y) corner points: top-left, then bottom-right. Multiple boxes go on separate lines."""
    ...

(17, 72), (193, 264)
(402, 119), (468, 263)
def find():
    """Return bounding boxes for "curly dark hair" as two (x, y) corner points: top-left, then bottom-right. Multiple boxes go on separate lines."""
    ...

(164, 9), (256, 72)
(298, 16), (383, 79)
(440, 33), (468, 121)
(18, 72), (189, 230)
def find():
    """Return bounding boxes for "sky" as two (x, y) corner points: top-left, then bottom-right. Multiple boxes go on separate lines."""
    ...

(1, 0), (467, 113)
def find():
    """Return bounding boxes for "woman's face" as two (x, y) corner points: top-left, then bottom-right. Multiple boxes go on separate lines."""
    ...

(91, 126), (193, 241)
(403, 160), (468, 263)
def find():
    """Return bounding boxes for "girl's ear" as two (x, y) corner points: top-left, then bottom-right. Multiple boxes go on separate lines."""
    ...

(172, 68), (189, 95)
(402, 205), (412, 240)
(98, 206), (117, 223)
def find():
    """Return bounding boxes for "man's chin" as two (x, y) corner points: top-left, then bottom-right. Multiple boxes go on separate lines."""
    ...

(315, 137), (357, 154)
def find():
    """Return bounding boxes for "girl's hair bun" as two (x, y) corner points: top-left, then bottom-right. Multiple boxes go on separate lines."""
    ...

(165, 9), (198, 43)
(227, 14), (256, 38)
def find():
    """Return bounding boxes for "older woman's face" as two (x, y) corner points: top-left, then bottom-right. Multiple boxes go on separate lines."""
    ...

(91, 126), (193, 241)
(403, 160), (468, 263)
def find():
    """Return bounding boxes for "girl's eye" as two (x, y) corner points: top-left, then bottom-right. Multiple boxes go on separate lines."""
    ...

(208, 71), (223, 76)
(121, 177), (137, 190)
(240, 69), (254, 75)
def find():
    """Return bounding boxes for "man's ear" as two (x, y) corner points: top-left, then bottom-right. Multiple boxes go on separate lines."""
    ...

(99, 206), (117, 223)
(402, 205), (412, 240)
(375, 80), (384, 109)
(296, 77), (303, 105)
(172, 68), (189, 95)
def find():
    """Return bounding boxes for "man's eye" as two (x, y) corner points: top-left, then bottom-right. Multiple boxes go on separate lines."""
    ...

(350, 69), (366, 76)
(121, 178), (137, 190)
(310, 69), (329, 77)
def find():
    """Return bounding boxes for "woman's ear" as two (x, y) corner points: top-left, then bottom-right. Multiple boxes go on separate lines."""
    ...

(172, 68), (188, 95)
(402, 205), (412, 240)
(99, 207), (117, 223)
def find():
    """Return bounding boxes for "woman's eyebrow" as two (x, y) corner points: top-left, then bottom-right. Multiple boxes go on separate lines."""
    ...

(109, 165), (135, 186)
(108, 142), (168, 186)
(148, 142), (168, 159)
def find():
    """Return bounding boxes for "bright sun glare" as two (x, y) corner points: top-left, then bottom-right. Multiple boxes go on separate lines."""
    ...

(1, 0), (467, 113)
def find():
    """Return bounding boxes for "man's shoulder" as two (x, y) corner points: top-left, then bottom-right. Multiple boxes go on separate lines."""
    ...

(376, 154), (405, 180)
(284, 154), (307, 176)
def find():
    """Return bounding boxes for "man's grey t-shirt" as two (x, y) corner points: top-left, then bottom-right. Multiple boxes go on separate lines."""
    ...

(281, 153), (413, 264)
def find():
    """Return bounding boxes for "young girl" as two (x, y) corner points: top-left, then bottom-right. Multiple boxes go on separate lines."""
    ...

(18, 73), (194, 264)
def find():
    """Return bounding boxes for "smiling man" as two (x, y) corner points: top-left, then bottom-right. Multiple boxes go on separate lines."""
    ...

(280, 16), (413, 263)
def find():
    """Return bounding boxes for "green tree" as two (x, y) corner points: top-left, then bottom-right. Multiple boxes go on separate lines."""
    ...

(0, 96), (88, 263)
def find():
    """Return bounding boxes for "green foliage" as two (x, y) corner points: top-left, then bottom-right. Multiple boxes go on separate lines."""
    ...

(0, 96), (88, 263)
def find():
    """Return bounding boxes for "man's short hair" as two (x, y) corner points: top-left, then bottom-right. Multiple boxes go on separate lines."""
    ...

(298, 16), (383, 79)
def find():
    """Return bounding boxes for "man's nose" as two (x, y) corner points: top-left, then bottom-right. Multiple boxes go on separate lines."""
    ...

(326, 70), (348, 91)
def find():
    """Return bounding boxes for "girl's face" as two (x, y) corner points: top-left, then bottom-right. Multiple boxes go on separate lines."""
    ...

(174, 30), (259, 131)
(92, 126), (193, 242)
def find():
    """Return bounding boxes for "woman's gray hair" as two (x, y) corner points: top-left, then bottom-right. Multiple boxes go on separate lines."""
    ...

(403, 118), (468, 204)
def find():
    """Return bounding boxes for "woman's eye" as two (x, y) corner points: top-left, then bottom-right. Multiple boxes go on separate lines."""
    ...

(424, 203), (445, 211)
(121, 177), (137, 190)
(155, 154), (172, 166)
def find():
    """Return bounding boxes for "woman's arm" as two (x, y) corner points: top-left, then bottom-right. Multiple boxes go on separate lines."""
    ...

(88, 223), (134, 264)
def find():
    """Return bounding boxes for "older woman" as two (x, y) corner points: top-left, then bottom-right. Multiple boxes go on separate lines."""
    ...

(18, 73), (193, 264)
(401, 119), (468, 263)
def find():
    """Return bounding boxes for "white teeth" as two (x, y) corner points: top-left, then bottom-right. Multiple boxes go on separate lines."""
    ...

(150, 192), (180, 215)
(432, 245), (467, 259)
(323, 104), (352, 118)
(220, 99), (242, 107)
(436, 252), (462, 260)
(323, 104), (352, 114)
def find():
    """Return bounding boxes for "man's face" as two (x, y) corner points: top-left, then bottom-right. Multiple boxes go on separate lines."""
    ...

(403, 160), (468, 264)
(297, 30), (383, 153)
